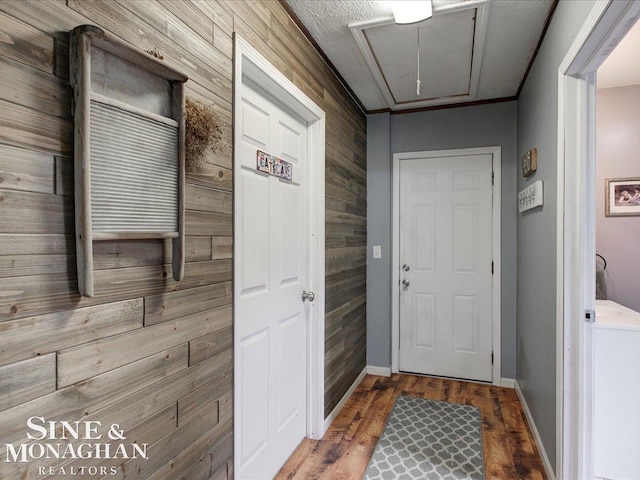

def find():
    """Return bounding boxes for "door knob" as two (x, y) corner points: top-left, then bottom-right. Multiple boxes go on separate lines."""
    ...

(403, 264), (410, 271)
(402, 280), (410, 289)
(302, 290), (315, 302)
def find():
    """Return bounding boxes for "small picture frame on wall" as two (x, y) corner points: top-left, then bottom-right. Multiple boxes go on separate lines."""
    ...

(605, 177), (640, 216)
(521, 148), (537, 177)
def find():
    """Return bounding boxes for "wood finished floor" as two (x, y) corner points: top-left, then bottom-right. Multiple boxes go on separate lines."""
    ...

(276, 374), (547, 480)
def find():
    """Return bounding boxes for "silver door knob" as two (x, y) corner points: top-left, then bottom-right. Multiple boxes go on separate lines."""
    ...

(302, 290), (315, 302)
(402, 280), (410, 288)
(403, 264), (410, 271)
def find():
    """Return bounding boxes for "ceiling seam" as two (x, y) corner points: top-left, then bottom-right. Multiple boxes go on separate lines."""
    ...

(388, 96), (517, 115)
(276, 0), (368, 116)
(516, 0), (560, 98)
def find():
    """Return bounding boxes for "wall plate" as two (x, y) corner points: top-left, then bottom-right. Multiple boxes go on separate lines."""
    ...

(518, 180), (544, 213)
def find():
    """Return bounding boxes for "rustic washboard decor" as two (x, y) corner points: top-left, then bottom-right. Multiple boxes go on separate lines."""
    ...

(70, 25), (188, 297)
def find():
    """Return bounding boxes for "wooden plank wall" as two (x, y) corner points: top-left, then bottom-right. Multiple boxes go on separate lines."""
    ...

(0, 0), (366, 478)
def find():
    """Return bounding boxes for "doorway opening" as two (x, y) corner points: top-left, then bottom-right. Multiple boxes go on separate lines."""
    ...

(558, 1), (640, 478)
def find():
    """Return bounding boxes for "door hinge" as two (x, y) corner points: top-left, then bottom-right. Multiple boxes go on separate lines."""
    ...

(491, 352), (494, 365)
(491, 261), (494, 274)
(491, 171), (494, 185)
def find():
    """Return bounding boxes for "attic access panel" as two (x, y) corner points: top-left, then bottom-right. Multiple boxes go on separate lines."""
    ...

(365, 9), (475, 103)
(70, 25), (188, 297)
(349, 0), (489, 110)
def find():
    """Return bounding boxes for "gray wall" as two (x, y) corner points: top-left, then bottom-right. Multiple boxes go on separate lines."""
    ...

(366, 101), (518, 379)
(596, 85), (640, 313)
(516, 0), (596, 471)
(367, 113), (392, 367)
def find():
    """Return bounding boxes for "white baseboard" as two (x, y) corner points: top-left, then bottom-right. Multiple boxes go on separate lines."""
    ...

(366, 365), (392, 377)
(500, 378), (515, 388)
(515, 381), (556, 480)
(323, 366), (367, 433)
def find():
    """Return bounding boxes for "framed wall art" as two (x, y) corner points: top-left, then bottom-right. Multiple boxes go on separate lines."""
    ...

(605, 177), (640, 217)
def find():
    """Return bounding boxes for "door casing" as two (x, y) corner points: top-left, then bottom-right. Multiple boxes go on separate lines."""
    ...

(391, 147), (502, 385)
(557, 1), (640, 478)
(233, 36), (327, 477)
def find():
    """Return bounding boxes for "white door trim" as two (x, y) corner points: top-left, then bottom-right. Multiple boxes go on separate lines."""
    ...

(233, 36), (326, 474)
(557, 1), (640, 478)
(391, 146), (502, 386)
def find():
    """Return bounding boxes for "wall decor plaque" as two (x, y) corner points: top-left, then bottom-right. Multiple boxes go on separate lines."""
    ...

(522, 148), (537, 177)
(257, 150), (292, 181)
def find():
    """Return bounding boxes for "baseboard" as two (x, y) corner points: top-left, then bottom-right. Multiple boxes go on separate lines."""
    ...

(366, 365), (392, 377)
(500, 378), (515, 388)
(515, 381), (556, 480)
(323, 366), (367, 433)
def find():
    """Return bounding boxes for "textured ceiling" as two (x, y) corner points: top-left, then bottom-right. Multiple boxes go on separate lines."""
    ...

(284, 0), (556, 112)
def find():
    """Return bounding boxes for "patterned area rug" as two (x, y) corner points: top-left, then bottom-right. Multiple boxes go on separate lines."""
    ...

(363, 396), (485, 480)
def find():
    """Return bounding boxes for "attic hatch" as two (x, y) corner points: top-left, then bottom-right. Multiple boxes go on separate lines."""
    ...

(69, 25), (188, 297)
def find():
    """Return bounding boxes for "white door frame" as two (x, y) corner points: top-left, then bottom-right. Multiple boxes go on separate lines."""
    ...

(391, 146), (502, 386)
(557, 1), (640, 478)
(233, 35), (327, 471)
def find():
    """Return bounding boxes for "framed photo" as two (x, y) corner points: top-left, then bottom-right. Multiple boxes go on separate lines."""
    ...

(605, 177), (640, 216)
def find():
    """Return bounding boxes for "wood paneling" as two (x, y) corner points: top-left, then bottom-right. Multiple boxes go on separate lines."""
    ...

(186, 183), (232, 214)
(0, 98), (72, 155)
(0, 349), (229, 460)
(54, 155), (73, 196)
(0, 0), (365, 477)
(185, 209), (232, 236)
(277, 374), (548, 480)
(0, 12), (54, 74)
(186, 235), (213, 261)
(0, 143), (55, 194)
(144, 282), (231, 326)
(212, 236), (232, 259)
(0, 353), (56, 411)
(0, 234), (73, 255)
(177, 371), (231, 426)
(57, 306), (231, 387)
(0, 299), (143, 366)
(0, 190), (73, 234)
(0, 253), (74, 278)
(41, 404), (177, 479)
(189, 325), (233, 366)
(0, 56), (70, 118)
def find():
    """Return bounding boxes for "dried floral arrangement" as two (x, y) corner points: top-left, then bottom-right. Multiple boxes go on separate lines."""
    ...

(185, 97), (224, 170)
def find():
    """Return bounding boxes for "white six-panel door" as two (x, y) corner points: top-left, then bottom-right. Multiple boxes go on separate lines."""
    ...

(399, 153), (493, 382)
(236, 77), (309, 479)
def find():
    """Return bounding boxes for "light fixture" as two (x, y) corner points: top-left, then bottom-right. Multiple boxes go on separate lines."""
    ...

(390, 1), (433, 24)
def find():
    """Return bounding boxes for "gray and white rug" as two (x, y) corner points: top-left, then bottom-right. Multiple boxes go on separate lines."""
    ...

(363, 395), (485, 480)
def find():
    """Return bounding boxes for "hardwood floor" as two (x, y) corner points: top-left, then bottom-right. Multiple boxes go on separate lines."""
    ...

(276, 374), (547, 480)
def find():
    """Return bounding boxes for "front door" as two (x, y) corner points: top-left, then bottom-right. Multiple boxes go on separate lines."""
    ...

(236, 77), (309, 479)
(399, 152), (493, 382)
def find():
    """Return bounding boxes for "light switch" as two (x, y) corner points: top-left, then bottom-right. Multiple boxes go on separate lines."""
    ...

(373, 245), (382, 259)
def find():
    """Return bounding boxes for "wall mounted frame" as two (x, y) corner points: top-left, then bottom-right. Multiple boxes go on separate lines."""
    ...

(70, 25), (188, 297)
